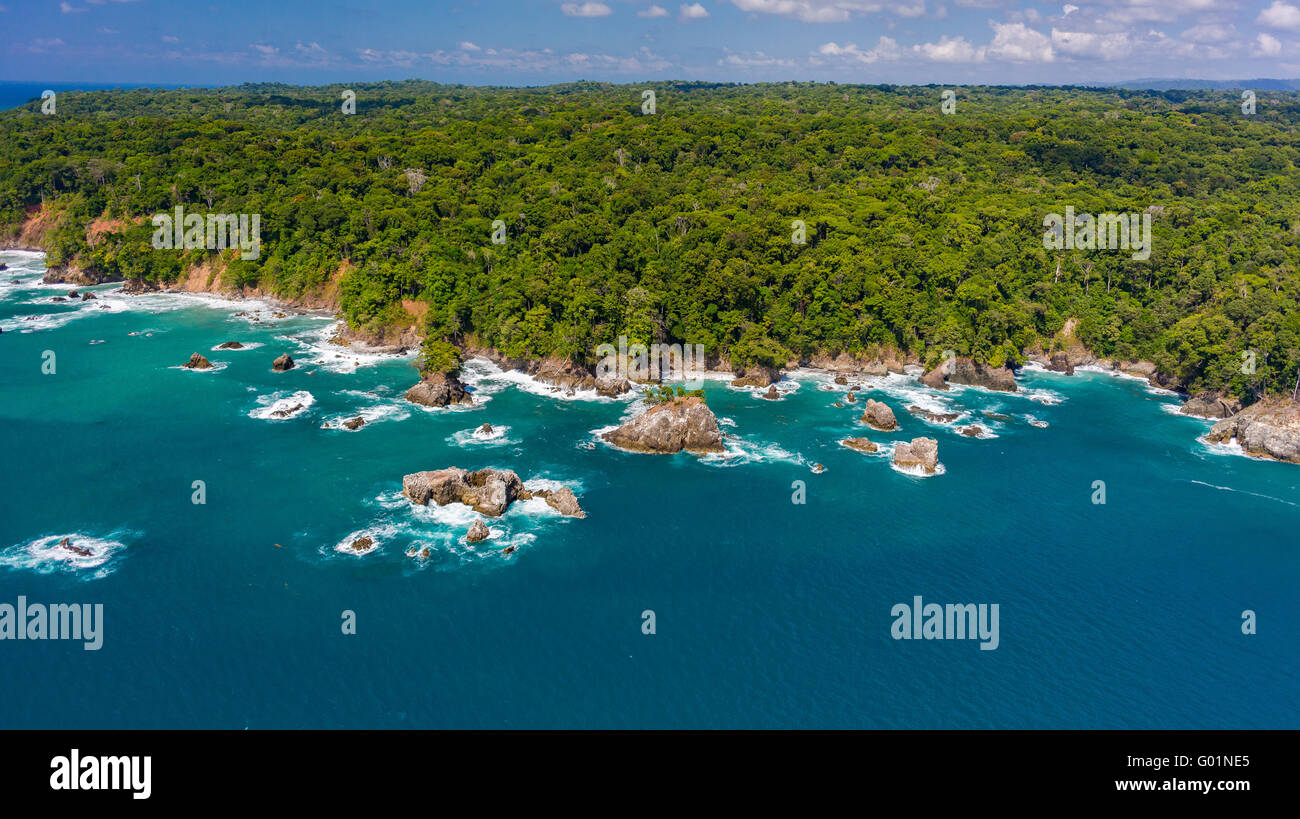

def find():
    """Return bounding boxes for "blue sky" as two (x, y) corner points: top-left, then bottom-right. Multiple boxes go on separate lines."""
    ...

(2, 0), (1300, 85)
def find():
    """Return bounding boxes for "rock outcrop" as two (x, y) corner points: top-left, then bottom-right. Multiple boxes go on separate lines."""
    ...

(121, 277), (160, 294)
(730, 365), (780, 388)
(595, 374), (631, 397)
(41, 266), (122, 286)
(959, 426), (983, 437)
(466, 519), (490, 543)
(922, 358), (1017, 392)
(349, 536), (373, 552)
(342, 416), (365, 430)
(532, 486), (587, 518)
(402, 467), (586, 517)
(272, 354), (295, 372)
(841, 437), (878, 454)
(859, 399), (897, 431)
(182, 352), (212, 370)
(892, 437), (939, 473)
(761, 385), (779, 400)
(1205, 399), (1300, 464)
(218, 341), (244, 350)
(1047, 351), (1075, 375)
(1181, 392), (1242, 419)
(601, 396), (724, 454)
(404, 372), (472, 407)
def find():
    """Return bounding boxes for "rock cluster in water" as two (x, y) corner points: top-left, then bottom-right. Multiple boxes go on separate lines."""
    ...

(402, 467), (586, 518)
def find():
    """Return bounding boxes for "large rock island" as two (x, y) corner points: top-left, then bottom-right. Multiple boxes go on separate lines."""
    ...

(601, 395), (724, 454)
(1204, 398), (1300, 464)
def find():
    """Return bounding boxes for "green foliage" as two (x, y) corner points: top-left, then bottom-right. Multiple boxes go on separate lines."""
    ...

(645, 384), (707, 405)
(4, 81), (1300, 399)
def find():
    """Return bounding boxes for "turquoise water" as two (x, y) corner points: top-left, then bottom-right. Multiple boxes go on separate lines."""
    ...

(1, 249), (1297, 728)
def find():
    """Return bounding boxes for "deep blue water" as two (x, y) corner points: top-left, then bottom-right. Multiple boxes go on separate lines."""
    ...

(1, 250), (1297, 728)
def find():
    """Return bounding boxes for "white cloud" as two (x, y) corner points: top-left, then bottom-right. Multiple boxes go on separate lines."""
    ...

(1063, 3), (1078, 14)
(914, 35), (985, 62)
(1255, 32), (1283, 55)
(60, 2), (86, 13)
(1050, 29), (1134, 60)
(638, 4), (670, 16)
(459, 41), (481, 51)
(1180, 23), (1236, 43)
(680, 2), (709, 18)
(561, 2), (613, 17)
(719, 48), (796, 66)
(813, 37), (901, 63)
(1258, 2), (1300, 31)
(987, 21), (1053, 61)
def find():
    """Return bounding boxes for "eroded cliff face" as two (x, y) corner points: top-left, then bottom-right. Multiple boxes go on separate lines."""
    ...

(1206, 398), (1300, 464)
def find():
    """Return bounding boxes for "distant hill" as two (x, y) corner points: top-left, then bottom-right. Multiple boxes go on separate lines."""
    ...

(1117, 78), (1300, 91)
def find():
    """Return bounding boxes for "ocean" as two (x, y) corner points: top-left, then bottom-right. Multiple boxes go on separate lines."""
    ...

(1, 249), (1297, 728)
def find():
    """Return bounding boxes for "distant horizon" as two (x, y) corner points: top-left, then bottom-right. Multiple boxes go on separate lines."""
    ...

(5, 1), (1300, 87)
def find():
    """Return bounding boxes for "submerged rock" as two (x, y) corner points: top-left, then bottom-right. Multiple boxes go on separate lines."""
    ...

(182, 352), (212, 370)
(342, 416), (366, 431)
(908, 405), (961, 424)
(404, 372), (472, 407)
(959, 425), (984, 437)
(217, 341), (244, 350)
(1205, 398), (1300, 463)
(859, 399), (897, 431)
(466, 519), (490, 543)
(272, 354), (295, 372)
(893, 437), (939, 473)
(601, 396), (724, 454)
(841, 437), (879, 454)
(349, 536), (373, 552)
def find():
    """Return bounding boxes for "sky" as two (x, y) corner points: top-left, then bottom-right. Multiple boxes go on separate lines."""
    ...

(1, 0), (1299, 86)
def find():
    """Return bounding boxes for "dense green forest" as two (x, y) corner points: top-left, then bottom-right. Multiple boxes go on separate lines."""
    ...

(2, 80), (1299, 398)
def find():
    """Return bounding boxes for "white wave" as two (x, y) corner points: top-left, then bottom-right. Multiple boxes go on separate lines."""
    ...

(889, 460), (947, 478)
(0, 532), (129, 579)
(321, 397), (411, 429)
(460, 356), (632, 403)
(249, 390), (315, 420)
(1185, 479), (1298, 508)
(449, 424), (512, 446)
(329, 524), (405, 557)
(281, 321), (417, 374)
(1024, 414), (1049, 428)
(957, 425), (999, 440)
(699, 436), (804, 468)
